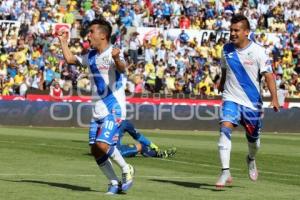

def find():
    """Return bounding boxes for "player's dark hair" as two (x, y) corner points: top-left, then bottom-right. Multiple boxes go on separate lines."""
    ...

(89, 18), (112, 41)
(231, 14), (250, 30)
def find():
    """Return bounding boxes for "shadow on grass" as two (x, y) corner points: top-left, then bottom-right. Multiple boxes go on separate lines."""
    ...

(150, 179), (242, 191)
(0, 179), (98, 192)
(83, 152), (93, 156)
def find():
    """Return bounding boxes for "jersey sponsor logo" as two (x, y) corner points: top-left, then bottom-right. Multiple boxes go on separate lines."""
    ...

(97, 65), (109, 70)
(243, 60), (254, 65)
(104, 131), (110, 138)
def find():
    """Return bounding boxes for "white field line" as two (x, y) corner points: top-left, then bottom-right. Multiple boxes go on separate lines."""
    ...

(0, 141), (299, 178)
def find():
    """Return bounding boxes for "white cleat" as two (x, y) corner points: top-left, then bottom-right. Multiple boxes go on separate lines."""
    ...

(215, 169), (233, 188)
(121, 164), (135, 191)
(247, 156), (258, 181)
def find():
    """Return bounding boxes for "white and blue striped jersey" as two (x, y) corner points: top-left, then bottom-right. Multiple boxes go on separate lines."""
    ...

(76, 46), (127, 120)
(221, 41), (273, 110)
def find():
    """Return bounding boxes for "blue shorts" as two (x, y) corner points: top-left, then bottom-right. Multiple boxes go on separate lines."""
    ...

(220, 101), (262, 142)
(89, 114), (121, 145)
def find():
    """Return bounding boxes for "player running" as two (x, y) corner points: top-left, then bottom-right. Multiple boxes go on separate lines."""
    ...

(215, 14), (279, 188)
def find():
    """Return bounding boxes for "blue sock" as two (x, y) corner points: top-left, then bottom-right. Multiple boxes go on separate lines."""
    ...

(119, 144), (139, 157)
(137, 135), (151, 146)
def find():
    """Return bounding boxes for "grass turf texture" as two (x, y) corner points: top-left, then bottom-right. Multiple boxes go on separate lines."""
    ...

(0, 127), (299, 200)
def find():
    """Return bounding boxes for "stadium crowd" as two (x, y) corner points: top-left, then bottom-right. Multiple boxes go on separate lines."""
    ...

(0, 0), (299, 99)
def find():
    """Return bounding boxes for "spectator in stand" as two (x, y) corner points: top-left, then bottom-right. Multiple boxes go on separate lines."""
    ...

(162, 0), (172, 23)
(133, 74), (144, 94)
(13, 68), (25, 95)
(0, 0), (299, 99)
(121, 11), (133, 27)
(156, 44), (167, 63)
(277, 83), (288, 107)
(179, 15), (191, 29)
(44, 63), (55, 89)
(128, 32), (140, 64)
(144, 42), (155, 63)
(179, 29), (190, 44)
(63, 5), (75, 25)
(49, 81), (63, 101)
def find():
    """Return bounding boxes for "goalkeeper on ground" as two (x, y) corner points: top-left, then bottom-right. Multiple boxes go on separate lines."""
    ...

(117, 120), (176, 158)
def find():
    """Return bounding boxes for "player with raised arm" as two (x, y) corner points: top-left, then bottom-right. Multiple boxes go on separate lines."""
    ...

(57, 18), (134, 195)
(216, 14), (279, 188)
(117, 120), (177, 158)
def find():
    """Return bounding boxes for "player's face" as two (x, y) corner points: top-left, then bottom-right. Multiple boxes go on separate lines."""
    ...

(230, 22), (249, 47)
(87, 25), (106, 48)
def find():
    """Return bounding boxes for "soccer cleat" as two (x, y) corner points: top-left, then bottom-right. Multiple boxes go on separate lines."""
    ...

(215, 169), (233, 188)
(121, 164), (135, 191)
(246, 155), (258, 181)
(105, 183), (120, 195)
(156, 150), (168, 158)
(166, 147), (177, 157)
(156, 147), (177, 158)
(150, 142), (159, 151)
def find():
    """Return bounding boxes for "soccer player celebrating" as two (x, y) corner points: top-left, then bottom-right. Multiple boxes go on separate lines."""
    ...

(216, 14), (279, 188)
(117, 120), (177, 158)
(57, 18), (134, 195)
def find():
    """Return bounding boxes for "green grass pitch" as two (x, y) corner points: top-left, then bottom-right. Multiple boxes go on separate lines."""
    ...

(0, 127), (299, 200)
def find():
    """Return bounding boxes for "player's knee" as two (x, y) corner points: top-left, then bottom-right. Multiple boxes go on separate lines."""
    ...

(246, 128), (260, 143)
(218, 126), (232, 149)
(91, 142), (110, 158)
(220, 126), (232, 140)
(246, 134), (260, 145)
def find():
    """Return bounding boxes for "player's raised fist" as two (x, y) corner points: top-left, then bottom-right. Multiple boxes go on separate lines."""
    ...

(56, 28), (69, 42)
(112, 48), (121, 60)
